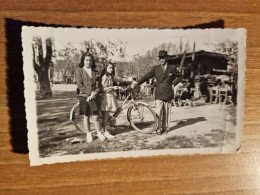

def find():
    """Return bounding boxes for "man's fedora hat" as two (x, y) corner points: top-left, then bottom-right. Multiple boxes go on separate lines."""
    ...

(158, 50), (168, 58)
(108, 59), (116, 64)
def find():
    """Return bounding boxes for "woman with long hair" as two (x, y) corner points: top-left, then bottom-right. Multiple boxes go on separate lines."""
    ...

(75, 53), (105, 143)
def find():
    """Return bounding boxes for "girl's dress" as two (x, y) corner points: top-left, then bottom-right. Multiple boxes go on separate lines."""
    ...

(100, 74), (120, 112)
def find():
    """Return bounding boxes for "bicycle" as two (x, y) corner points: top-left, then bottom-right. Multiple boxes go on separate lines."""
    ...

(69, 86), (159, 134)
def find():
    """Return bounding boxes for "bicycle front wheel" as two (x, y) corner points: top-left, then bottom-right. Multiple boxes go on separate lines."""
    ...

(128, 103), (158, 134)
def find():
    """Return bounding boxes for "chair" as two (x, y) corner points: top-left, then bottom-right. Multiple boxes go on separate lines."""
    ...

(209, 87), (219, 104)
(172, 89), (183, 107)
(218, 88), (233, 105)
(190, 88), (206, 107)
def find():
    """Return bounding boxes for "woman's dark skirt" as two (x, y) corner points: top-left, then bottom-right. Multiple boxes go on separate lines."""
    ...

(79, 96), (99, 116)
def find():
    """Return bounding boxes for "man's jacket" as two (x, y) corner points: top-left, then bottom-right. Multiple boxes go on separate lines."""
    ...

(137, 64), (183, 101)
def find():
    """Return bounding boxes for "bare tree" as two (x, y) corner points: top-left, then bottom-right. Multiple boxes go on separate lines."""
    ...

(81, 40), (126, 70)
(32, 37), (53, 98)
(51, 40), (125, 85)
(128, 42), (181, 78)
(213, 40), (238, 73)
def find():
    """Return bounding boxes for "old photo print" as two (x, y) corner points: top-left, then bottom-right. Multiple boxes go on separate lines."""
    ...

(22, 27), (246, 166)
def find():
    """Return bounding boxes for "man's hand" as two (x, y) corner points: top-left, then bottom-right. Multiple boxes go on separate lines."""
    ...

(132, 81), (138, 88)
(87, 95), (94, 102)
(108, 86), (119, 91)
(112, 86), (120, 90)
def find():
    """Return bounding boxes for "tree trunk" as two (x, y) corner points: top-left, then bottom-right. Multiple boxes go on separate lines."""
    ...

(37, 64), (52, 97)
(33, 37), (53, 98)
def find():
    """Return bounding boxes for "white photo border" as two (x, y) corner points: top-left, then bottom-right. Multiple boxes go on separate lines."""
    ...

(22, 27), (246, 166)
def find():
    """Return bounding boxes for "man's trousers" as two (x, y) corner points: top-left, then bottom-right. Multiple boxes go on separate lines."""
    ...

(155, 99), (172, 131)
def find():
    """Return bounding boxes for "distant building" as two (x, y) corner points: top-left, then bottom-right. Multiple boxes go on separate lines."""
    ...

(168, 50), (231, 79)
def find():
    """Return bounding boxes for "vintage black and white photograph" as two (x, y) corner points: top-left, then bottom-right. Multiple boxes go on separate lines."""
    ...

(22, 27), (246, 165)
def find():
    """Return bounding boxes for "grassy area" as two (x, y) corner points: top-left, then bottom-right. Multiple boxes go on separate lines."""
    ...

(36, 86), (237, 158)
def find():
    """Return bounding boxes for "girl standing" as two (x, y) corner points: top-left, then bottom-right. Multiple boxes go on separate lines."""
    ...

(99, 60), (130, 139)
(75, 53), (105, 143)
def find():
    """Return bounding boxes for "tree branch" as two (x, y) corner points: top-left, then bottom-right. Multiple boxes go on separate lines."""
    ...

(44, 38), (53, 69)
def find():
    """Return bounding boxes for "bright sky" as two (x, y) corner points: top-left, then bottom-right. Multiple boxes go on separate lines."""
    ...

(22, 27), (246, 61)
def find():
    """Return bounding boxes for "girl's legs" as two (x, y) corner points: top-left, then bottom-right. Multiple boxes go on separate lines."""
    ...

(84, 115), (105, 142)
(84, 115), (93, 143)
(92, 115), (106, 141)
(102, 111), (115, 139)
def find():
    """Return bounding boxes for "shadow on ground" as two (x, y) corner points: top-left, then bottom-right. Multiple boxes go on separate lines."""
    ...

(169, 117), (207, 132)
(38, 107), (236, 157)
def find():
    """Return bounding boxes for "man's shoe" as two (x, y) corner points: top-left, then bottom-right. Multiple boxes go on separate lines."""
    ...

(162, 129), (168, 134)
(86, 132), (93, 143)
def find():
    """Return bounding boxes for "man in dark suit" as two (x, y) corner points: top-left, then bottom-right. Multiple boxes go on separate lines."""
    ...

(135, 50), (183, 134)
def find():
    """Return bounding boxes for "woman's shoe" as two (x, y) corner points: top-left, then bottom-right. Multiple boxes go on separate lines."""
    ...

(156, 128), (163, 135)
(162, 129), (168, 134)
(97, 131), (106, 141)
(86, 132), (93, 143)
(104, 131), (115, 139)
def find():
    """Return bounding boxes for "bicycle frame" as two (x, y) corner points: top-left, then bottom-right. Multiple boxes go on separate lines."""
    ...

(70, 87), (158, 134)
(112, 90), (136, 118)
(114, 87), (153, 124)
(70, 87), (149, 123)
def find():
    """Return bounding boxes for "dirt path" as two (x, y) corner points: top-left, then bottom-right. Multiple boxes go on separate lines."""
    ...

(36, 85), (237, 158)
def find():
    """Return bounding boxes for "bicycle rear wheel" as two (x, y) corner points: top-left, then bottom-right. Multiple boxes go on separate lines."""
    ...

(70, 103), (96, 134)
(127, 103), (158, 134)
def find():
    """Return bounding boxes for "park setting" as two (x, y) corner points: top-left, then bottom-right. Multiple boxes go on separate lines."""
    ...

(29, 28), (240, 159)
(36, 84), (237, 158)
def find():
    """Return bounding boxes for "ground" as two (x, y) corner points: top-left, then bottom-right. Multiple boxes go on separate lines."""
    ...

(36, 84), (237, 158)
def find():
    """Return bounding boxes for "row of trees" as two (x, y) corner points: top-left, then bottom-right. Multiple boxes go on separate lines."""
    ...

(115, 40), (238, 80)
(33, 36), (238, 98)
(115, 42), (189, 79)
(33, 37), (126, 98)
